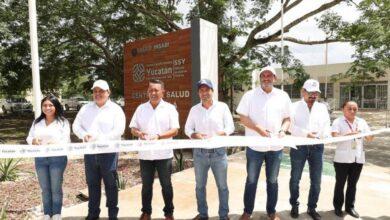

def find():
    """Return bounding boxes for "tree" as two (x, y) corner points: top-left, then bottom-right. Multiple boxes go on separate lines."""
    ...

(0, 0), (182, 97)
(0, 0), (388, 104)
(338, 0), (389, 83)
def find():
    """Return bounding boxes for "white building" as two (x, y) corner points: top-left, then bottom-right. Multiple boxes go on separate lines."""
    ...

(233, 62), (389, 110)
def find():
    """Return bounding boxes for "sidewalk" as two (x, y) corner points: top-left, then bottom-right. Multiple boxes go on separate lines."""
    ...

(62, 152), (390, 220)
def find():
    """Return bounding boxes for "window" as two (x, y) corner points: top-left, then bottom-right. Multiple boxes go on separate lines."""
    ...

(339, 81), (387, 109)
(278, 84), (300, 99)
(320, 83), (334, 98)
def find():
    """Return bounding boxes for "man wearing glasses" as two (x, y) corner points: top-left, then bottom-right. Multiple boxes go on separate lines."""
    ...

(289, 79), (331, 220)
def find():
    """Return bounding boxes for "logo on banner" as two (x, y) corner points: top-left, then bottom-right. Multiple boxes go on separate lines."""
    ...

(133, 64), (145, 82)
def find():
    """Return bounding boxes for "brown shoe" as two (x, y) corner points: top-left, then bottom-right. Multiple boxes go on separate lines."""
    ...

(139, 213), (151, 220)
(165, 214), (174, 220)
(268, 213), (280, 220)
(193, 214), (209, 220)
(239, 212), (251, 220)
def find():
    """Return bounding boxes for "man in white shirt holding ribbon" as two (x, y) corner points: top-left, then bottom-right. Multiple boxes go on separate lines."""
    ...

(185, 79), (235, 220)
(289, 79), (331, 220)
(236, 66), (291, 220)
(129, 79), (179, 220)
(73, 79), (126, 220)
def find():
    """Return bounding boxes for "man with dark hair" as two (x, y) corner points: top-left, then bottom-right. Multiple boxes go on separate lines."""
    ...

(185, 79), (235, 220)
(130, 80), (179, 220)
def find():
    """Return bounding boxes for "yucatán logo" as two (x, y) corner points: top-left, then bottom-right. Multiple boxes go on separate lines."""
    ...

(133, 64), (145, 82)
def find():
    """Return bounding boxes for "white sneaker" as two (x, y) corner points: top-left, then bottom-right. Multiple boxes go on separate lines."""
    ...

(52, 214), (62, 220)
(43, 215), (51, 220)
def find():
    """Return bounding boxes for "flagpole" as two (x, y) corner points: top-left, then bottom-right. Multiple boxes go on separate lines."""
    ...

(28, 0), (42, 118)
(280, 0), (285, 91)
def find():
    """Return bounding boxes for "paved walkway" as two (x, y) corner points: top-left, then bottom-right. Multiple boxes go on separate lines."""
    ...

(62, 152), (390, 220)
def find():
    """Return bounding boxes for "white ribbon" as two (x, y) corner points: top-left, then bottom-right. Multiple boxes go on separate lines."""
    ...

(0, 128), (388, 158)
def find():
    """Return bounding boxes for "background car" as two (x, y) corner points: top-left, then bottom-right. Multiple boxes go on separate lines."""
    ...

(62, 96), (90, 111)
(1, 97), (33, 114)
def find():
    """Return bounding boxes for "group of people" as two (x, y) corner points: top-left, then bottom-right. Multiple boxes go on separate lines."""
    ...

(26, 66), (373, 220)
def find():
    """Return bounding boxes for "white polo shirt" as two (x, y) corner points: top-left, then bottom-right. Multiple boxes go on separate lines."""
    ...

(27, 119), (70, 145)
(236, 87), (291, 151)
(129, 99), (180, 160)
(331, 116), (371, 164)
(290, 100), (331, 139)
(185, 100), (235, 139)
(73, 100), (126, 142)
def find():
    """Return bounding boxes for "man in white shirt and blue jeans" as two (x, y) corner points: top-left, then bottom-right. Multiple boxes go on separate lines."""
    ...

(185, 79), (235, 220)
(130, 79), (179, 220)
(289, 79), (331, 220)
(73, 79), (126, 220)
(237, 67), (291, 220)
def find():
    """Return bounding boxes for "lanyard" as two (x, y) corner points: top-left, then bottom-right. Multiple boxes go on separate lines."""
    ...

(345, 119), (358, 133)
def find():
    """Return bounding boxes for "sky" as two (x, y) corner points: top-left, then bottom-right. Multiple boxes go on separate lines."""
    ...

(177, 0), (361, 66)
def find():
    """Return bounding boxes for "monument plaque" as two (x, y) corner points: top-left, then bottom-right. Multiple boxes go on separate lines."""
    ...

(124, 19), (218, 131)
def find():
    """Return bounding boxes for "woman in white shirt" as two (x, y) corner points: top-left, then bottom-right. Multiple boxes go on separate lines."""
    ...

(26, 95), (70, 220)
(331, 100), (373, 218)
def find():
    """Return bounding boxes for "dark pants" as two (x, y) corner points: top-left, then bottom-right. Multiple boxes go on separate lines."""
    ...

(140, 158), (174, 216)
(84, 153), (119, 219)
(333, 162), (363, 211)
(243, 148), (283, 215)
(289, 144), (323, 209)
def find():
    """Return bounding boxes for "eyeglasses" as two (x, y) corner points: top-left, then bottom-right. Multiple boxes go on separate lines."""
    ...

(307, 91), (319, 96)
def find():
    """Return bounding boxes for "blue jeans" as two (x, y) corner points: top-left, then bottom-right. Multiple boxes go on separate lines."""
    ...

(193, 148), (229, 219)
(35, 156), (67, 216)
(289, 144), (323, 209)
(243, 148), (283, 215)
(84, 153), (119, 218)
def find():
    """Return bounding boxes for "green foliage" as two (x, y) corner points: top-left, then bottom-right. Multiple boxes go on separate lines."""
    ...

(0, 158), (22, 182)
(0, 199), (8, 220)
(2, 0), (387, 104)
(116, 171), (127, 190)
(0, 0), (182, 96)
(174, 149), (184, 171)
(320, 0), (390, 83)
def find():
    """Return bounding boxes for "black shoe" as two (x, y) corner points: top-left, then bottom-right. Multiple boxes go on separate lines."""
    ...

(85, 216), (99, 220)
(334, 209), (343, 217)
(346, 208), (360, 218)
(307, 209), (321, 220)
(290, 206), (299, 218)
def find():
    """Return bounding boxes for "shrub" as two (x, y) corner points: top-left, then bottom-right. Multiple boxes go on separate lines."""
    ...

(0, 158), (22, 182)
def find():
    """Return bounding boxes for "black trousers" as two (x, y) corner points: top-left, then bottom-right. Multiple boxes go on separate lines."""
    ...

(140, 158), (174, 216)
(333, 162), (363, 210)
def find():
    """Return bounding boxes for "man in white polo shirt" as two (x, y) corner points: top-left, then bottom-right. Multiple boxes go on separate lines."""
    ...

(129, 79), (179, 220)
(237, 67), (291, 220)
(185, 79), (235, 220)
(73, 79), (126, 220)
(289, 79), (331, 220)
